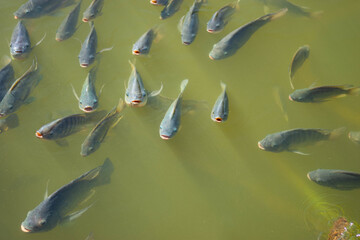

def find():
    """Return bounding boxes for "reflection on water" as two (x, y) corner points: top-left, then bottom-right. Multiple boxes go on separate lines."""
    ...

(0, 0), (360, 239)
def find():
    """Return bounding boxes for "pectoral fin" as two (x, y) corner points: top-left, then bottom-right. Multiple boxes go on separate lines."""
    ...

(61, 203), (94, 223)
(44, 180), (50, 200)
(290, 150), (310, 155)
(55, 139), (69, 147)
(149, 82), (163, 97)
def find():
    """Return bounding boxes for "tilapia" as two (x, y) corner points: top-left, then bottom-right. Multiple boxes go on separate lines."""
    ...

(21, 158), (114, 233)
(211, 82), (229, 122)
(307, 169), (360, 190)
(160, 0), (184, 20)
(209, 8), (287, 60)
(82, 0), (104, 22)
(289, 45), (310, 89)
(178, 0), (204, 45)
(14, 0), (76, 19)
(56, 0), (82, 41)
(0, 56), (15, 101)
(132, 27), (158, 55)
(207, 0), (239, 33)
(0, 114), (19, 134)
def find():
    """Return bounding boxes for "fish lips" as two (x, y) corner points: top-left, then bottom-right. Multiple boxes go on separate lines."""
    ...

(82, 106), (94, 113)
(21, 224), (32, 233)
(132, 50), (141, 55)
(257, 141), (266, 150)
(35, 131), (44, 139)
(160, 134), (172, 140)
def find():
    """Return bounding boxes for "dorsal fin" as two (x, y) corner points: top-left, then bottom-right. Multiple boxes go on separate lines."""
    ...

(9, 58), (37, 92)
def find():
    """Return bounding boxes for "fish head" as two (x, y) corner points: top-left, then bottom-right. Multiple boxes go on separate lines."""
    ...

(79, 54), (95, 68)
(13, 2), (40, 19)
(209, 43), (228, 60)
(150, 0), (168, 5)
(211, 112), (228, 123)
(289, 89), (310, 102)
(0, 94), (16, 118)
(79, 96), (98, 113)
(159, 121), (178, 140)
(36, 121), (60, 140)
(21, 202), (59, 233)
(181, 33), (195, 46)
(10, 43), (30, 59)
(125, 89), (147, 107)
(132, 44), (149, 55)
(306, 169), (327, 186)
(258, 134), (287, 152)
(81, 140), (99, 157)
(206, 20), (223, 33)
(82, 10), (96, 22)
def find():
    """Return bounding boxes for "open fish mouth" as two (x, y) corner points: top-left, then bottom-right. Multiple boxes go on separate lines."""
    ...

(82, 18), (89, 22)
(132, 50), (140, 55)
(80, 63), (89, 68)
(0, 113), (5, 118)
(209, 54), (215, 60)
(15, 50), (24, 54)
(21, 224), (31, 233)
(14, 16), (19, 19)
(258, 142), (265, 150)
(35, 131), (43, 139)
(55, 38), (63, 42)
(83, 106), (94, 112)
(160, 135), (171, 140)
(215, 117), (223, 122)
(150, 0), (159, 4)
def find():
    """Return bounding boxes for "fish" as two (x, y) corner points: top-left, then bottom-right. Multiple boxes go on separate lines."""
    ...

(150, 0), (168, 5)
(178, 0), (204, 45)
(289, 45), (310, 89)
(206, 0), (239, 33)
(73, 65), (101, 112)
(82, 0), (104, 22)
(35, 111), (106, 140)
(14, 0), (76, 19)
(211, 82), (229, 122)
(81, 99), (125, 157)
(132, 27), (158, 55)
(0, 58), (39, 118)
(160, 0), (184, 20)
(125, 61), (163, 107)
(21, 158), (114, 233)
(0, 114), (19, 134)
(209, 8), (287, 60)
(307, 169), (360, 190)
(56, 0), (82, 41)
(159, 79), (188, 140)
(289, 85), (360, 103)
(348, 131), (360, 144)
(0, 56), (15, 101)
(260, 0), (322, 18)
(258, 127), (345, 155)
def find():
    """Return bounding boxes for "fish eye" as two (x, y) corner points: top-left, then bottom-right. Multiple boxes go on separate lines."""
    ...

(39, 219), (46, 226)
(173, 127), (177, 132)
(79, 101), (82, 104)
(94, 100), (98, 104)
(142, 93), (146, 97)
(125, 93), (129, 97)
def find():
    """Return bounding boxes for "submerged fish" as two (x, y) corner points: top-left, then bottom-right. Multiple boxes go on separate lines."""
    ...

(14, 0), (75, 19)
(307, 169), (360, 190)
(261, 0), (322, 18)
(0, 56), (15, 101)
(258, 127), (345, 155)
(160, 0), (184, 20)
(125, 61), (162, 107)
(289, 45), (310, 89)
(211, 82), (229, 122)
(79, 23), (97, 68)
(56, 0), (82, 41)
(35, 111), (106, 140)
(150, 0), (168, 5)
(159, 79), (188, 139)
(132, 27), (158, 55)
(0, 58), (39, 118)
(0, 114), (19, 134)
(81, 99), (125, 157)
(21, 158), (114, 233)
(289, 85), (360, 103)
(209, 8), (287, 60)
(179, 0), (204, 45)
(207, 0), (239, 33)
(348, 131), (360, 144)
(82, 0), (104, 22)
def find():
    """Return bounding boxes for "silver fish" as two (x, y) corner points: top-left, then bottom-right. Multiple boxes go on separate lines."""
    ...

(0, 56), (15, 101)
(307, 169), (360, 190)
(125, 61), (162, 107)
(159, 79), (188, 139)
(79, 23), (97, 68)
(209, 8), (287, 60)
(14, 0), (76, 19)
(132, 28), (158, 55)
(207, 0), (239, 33)
(261, 0), (322, 18)
(82, 0), (104, 22)
(21, 158), (114, 233)
(160, 0), (184, 20)
(56, 0), (82, 41)
(289, 45), (310, 89)
(81, 99), (125, 156)
(211, 82), (229, 122)
(178, 0), (204, 45)
(0, 58), (39, 118)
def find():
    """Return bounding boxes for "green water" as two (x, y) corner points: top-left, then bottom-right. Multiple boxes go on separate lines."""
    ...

(1, 0), (360, 239)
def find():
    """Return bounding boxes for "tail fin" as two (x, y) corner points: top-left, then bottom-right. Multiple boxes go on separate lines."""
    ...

(220, 81), (227, 91)
(269, 8), (288, 21)
(329, 127), (346, 140)
(179, 79), (189, 96)
(94, 158), (114, 186)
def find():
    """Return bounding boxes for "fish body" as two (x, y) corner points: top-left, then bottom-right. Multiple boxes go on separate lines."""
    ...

(307, 169), (360, 190)
(150, 0), (168, 5)
(10, 21), (31, 59)
(0, 57), (15, 101)
(289, 85), (360, 103)
(258, 128), (344, 153)
(349, 131), (360, 144)
(14, 0), (75, 19)
(209, 8), (287, 60)
(81, 99), (125, 156)
(125, 61), (147, 107)
(0, 114), (19, 134)
(35, 111), (105, 140)
(160, 0), (183, 20)
(289, 45), (310, 89)
(79, 66), (99, 112)
(56, 0), (82, 41)
(79, 23), (97, 68)
(132, 28), (157, 55)
(0, 59), (39, 118)
(179, 0), (204, 45)
(207, 0), (239, 33)
(159, 79), (188, 139)
(211, 82), (229, 122)
(261, 0), (321, 18)
(21, 158), (114, 233)
(82, 0), (104, 22)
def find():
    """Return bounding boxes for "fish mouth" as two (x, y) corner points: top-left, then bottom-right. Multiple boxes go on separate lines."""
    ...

(83, 106), (94, 112)
(14, 16), (18, 20)
(131, 100), (142, 104)
(258, 142), (265, 150)
(80, 63), (89, 68)
(55, 38), (63, 42)
(15, 50), (23, 54)
(150, 0), (158, 4)
(21, 224), (31, 233)
(35, 131), (43, 139)
(288, 95), (294, 101)
(132, 50), (140, 55)
(207, 29), (217, 33)
(160, 135), (171, 140)
(214, 117), (223, 122)
(0, 113), (5, 118)
(183, 42), (191, 45)
(82, 18), (89, 22)
(209, 55), (215, 60)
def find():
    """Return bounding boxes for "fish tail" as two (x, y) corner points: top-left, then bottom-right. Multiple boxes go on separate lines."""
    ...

(348, 86), (360, 96)
(95, 158), (114, 186)
(233, 0), (240, 10)
(329, 127), (346, 140)
(179, 79), (189, 96)
(128, 59), (136, 71)
(220, 81), (227, 91)
(269, 8), (288, 21)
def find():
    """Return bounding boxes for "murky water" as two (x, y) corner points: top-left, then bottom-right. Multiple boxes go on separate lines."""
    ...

(1, 0), (360, 239)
